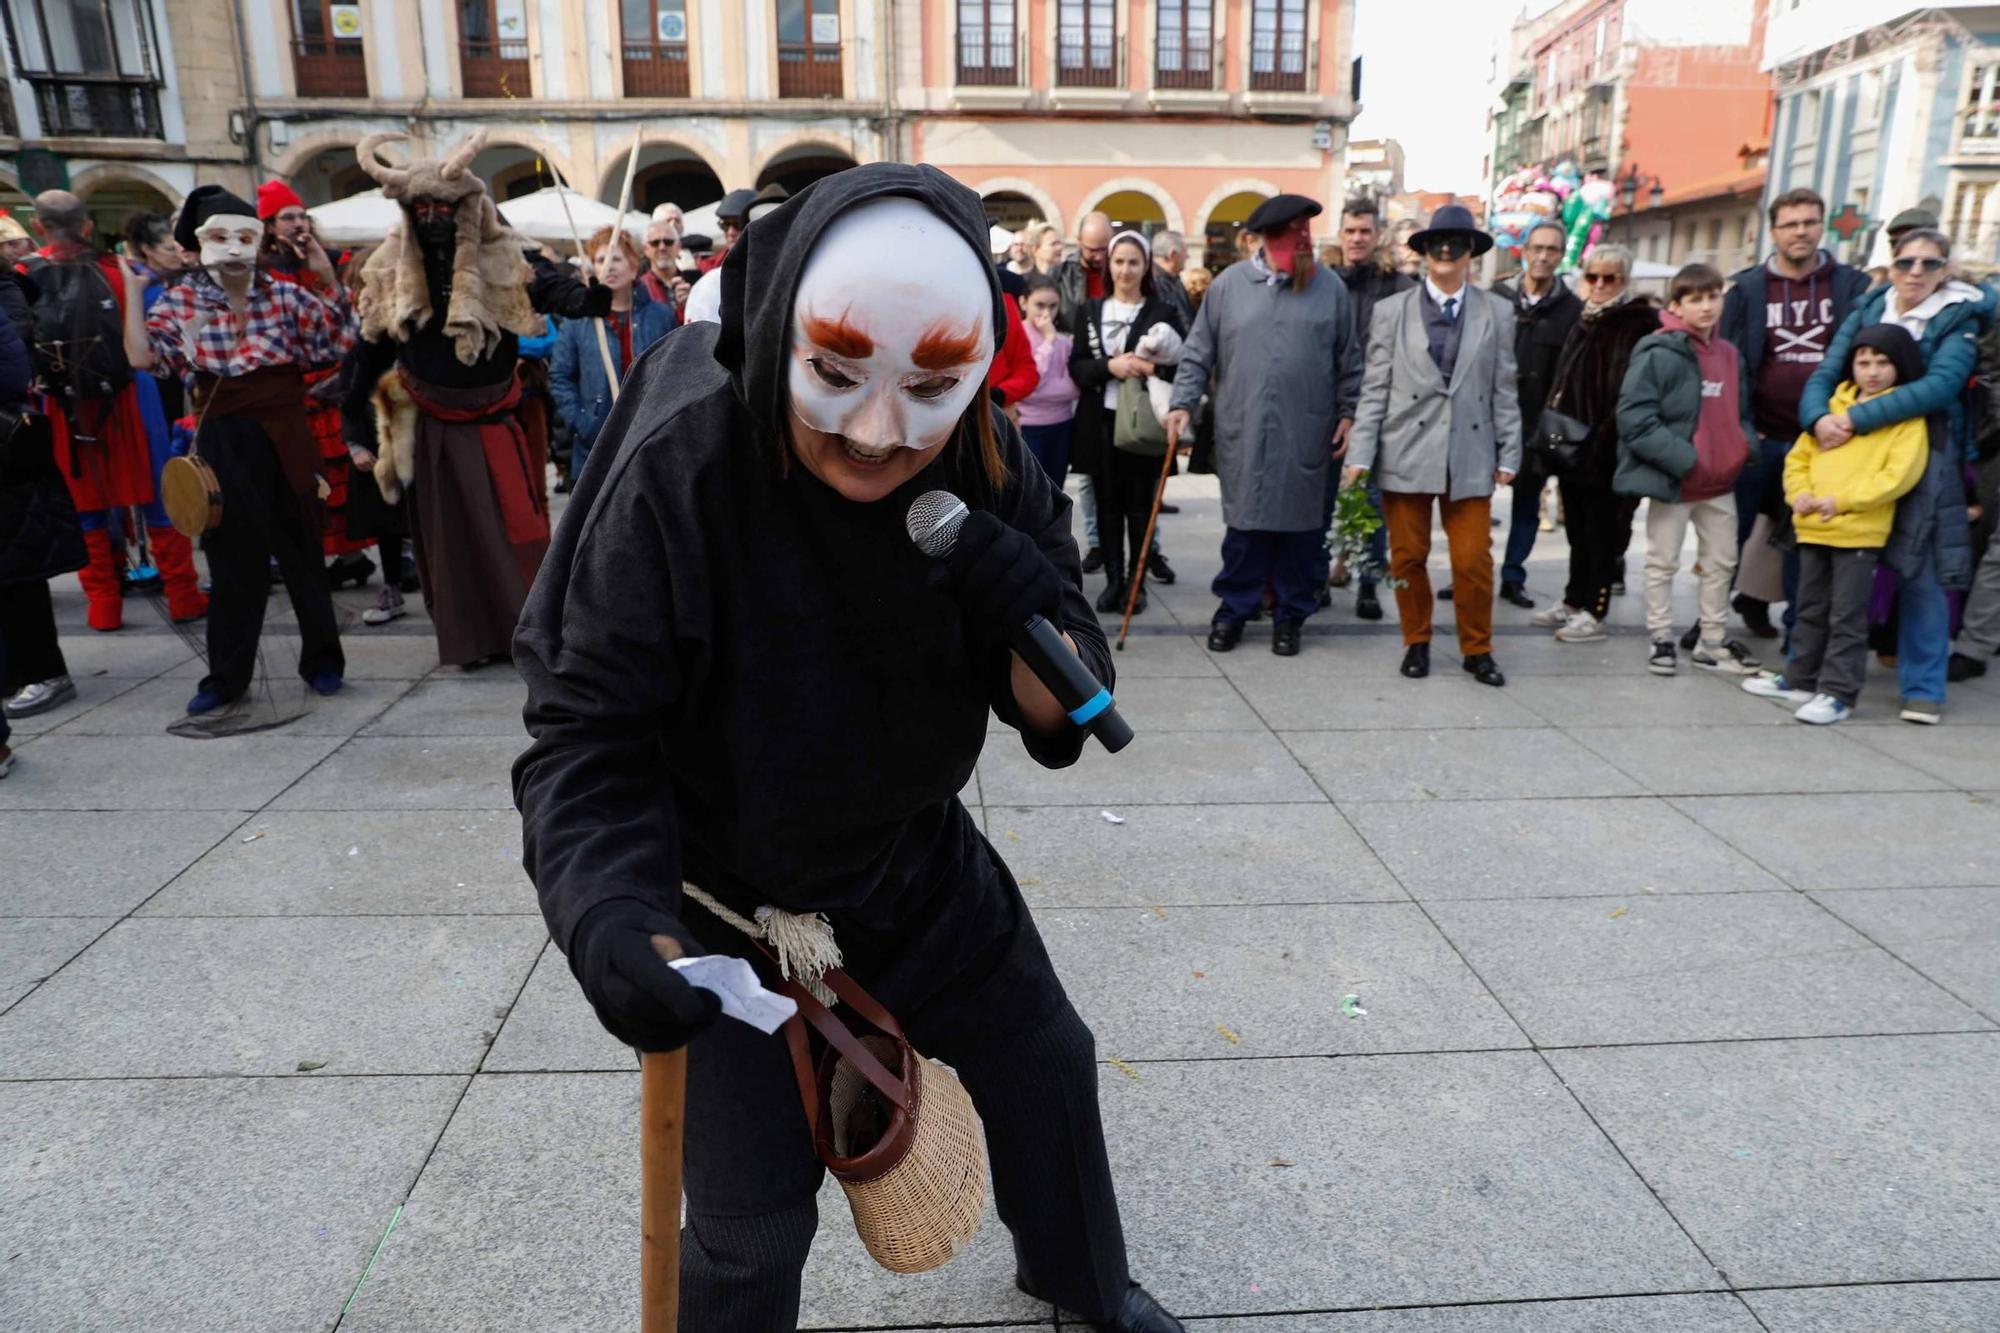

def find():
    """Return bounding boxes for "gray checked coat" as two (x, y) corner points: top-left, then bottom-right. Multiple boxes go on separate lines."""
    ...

(1347, 284), (1523, 500)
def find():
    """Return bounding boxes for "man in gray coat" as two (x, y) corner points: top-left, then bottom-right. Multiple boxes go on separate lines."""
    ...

(1167, 194), (1363, 656)
(1346, 204), (1522, 687)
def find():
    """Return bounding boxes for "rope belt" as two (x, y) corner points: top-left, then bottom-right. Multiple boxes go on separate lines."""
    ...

(681, 883), (843, 1007)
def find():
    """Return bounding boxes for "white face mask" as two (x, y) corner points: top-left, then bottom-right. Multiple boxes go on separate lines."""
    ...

(197, 213), (264, 272)
(787, 197), (995, 460)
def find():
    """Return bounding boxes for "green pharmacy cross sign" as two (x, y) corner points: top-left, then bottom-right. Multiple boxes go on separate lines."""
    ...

(1827, 203), (1870, 242)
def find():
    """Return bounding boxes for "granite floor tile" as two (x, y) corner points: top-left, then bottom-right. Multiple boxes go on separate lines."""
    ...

(360, 677), (534, 736)
(0, 672), (148, 736)
(1675, 792), (2000, 889)
(1550, 1034), (2000, 1287)
(167, 632), (445, 680)
(979, 730), (1322, 806)
(0, 916), (545, 1077)
(1189, 1293), (1761, 1330)
(1812, 886), (2000, 1019)
(1507, 672), (1792, 729)
(1227, 669), (1549, 731)
(50, 631), (197, 678)
(270, 737), (523, 810)
(0, 809), (247, 915)
(1097, 631), (1223, 677)
(139, 810), (535, 917)
(1843, 724), (2000, 789)
(482, 946), (630, 1072)
(1098, 675), (1266, 731)
(1044, 903), (1524, 1059)
(0, 1074), (462, 1333)
(1342, 798), (1785, 900)
(1284, 728), (1643, 802)
(1568, 725), (1946, 797)
(335, 1071), (1053, 1332)
(1426, 892), (1988, 1046)
(0, 734), (344, 810)
(990, 804), (1404, 908)
(1103, 1053), (1717, 1314)
(1744, 1280), (2000, 1331)
(0, 915), (114, 1009)
(46, 674), (412, 737)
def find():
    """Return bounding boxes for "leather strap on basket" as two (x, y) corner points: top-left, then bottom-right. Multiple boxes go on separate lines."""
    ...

(737, 934), (914, 1140)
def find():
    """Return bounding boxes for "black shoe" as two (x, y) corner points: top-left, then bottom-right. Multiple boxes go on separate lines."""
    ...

(1355, 591), (1383, 621)
(1501, 580), (1535, 609)
(1463, 652), (1506, 687)
(326, 554), (376, 590)
(1016, 1270), (1186, 1333)
(1948, 651), (1989, 682)
(1095, 580), (1126, 614)
(1157, 502), (1181, 515)
(1272, 619), (1302, 656)
(1732, 593), (1779, 639)
(1148, 550), (1176, 585)
(1317, 583), (1334, 609)
(1679, 623), (1701, 652)
(1207, 619), (1243, 652)
(1081, 546), (1104, 574)
(553, 475), (573, 495)
(1438, 585), (1455, 601)
(1400, 642), (1431, 678)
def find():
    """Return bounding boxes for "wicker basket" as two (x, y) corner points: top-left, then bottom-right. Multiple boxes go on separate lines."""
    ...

(779, 969), (987, 1273)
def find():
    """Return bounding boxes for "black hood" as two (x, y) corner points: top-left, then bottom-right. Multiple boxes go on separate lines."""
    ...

(713, 162), (1007, 460)
(1848, 322), (1925, 388)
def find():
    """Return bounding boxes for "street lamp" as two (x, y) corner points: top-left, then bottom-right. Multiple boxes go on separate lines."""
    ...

(1618, 164), (1664, 240)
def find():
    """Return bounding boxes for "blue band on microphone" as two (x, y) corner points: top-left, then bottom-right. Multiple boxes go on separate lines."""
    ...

(1068, 687), (1113, 727)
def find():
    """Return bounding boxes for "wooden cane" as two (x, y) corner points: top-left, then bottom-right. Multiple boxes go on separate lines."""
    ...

(540, 158), (623, 404)
(1117, 424), (1184, 650)
(640, 1048), (687, 1333)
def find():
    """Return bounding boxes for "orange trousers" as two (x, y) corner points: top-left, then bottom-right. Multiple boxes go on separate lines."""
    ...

(1381, 490), (1494, 655)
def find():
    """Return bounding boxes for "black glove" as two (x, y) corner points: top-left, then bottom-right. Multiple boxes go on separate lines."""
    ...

(569, 897), (721, 1052)
(583, 281), (616, 319)
(945, 509), (1064, 640)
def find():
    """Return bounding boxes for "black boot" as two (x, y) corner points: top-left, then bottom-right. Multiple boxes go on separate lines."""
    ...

(1356, 588), (1383, 621)
(1400, 642), (1431, 678)
(1082, 545), (1104, 574)
(1207, 617), (1244, 653)
(1095, 556), (1126, 615)
(1733, 592), (1779, 639)
(1272, 619), (1302, 656)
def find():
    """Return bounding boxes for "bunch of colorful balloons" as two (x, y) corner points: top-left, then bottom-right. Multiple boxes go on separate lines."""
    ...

(1488, 159), (1614, 272)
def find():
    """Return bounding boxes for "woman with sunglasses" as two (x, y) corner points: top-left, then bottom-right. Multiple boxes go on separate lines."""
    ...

(1526, 244), (1659, 643)
(1797, 227), (1997, 722)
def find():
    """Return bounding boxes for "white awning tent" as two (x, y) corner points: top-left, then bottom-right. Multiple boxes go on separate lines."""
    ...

(308, 186), (651, 248)
(306, 189), (401, 247)
(497, 187), (650, 246)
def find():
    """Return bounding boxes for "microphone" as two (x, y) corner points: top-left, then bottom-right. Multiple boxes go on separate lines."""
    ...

(908, 491), (1134, 754)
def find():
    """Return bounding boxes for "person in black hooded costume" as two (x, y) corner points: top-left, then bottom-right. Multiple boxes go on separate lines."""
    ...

(512, 164), (1185, 1332)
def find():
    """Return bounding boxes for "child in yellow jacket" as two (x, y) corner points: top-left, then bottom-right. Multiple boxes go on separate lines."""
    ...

(1746, 324), (1929, 724)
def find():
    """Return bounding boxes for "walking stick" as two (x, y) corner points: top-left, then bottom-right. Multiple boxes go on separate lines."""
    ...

(640, 1048), (687, 1333)
(1117, 421), (1183, 650)
(540, 159), (622, 403)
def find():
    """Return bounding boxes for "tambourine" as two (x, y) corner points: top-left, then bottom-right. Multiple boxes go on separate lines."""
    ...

(162, 453), (223, 538)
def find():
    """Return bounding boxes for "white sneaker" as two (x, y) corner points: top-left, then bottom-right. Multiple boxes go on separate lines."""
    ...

(1742, 672), (1813, 704)
(1553, 610), (1608, 643)
(1693, 639), (1761, 675)
(1530, 602), (1578, 629)
(362, 586), (406, 626)
(1794, 693), (1851, 725)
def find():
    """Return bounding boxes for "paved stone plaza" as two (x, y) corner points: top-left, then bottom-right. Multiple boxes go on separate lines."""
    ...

(2, 475), (1997, 1332)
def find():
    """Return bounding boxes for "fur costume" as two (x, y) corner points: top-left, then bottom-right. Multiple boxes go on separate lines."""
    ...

(352, 132), (540, 367)
(369, 369), (418, 504)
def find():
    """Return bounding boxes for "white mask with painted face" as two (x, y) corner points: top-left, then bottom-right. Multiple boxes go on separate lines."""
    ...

(787, 197), (995, 460)
(197, 213), (264, 272)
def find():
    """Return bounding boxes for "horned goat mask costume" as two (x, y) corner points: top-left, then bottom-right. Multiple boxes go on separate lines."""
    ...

(352, 131), (541, 366)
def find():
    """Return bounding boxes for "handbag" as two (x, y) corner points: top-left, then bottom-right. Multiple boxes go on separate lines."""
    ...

(1113, 374), (1169, 456)
(1530, 403), (1591, 476)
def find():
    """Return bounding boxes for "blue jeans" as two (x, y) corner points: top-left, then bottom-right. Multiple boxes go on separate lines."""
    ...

(1214, 528), (1322, 625)
(1020, 420), (1072, 488)
(1897, 550), (1951, 704)
(1734, 434), (1801, 629)
(1501, 469), (1542, 588)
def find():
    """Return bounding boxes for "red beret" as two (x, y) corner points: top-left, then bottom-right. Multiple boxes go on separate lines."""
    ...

(256, 179), (305, 221)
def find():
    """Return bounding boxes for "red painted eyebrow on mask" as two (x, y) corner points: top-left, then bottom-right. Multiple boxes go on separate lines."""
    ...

(801, 311), (873, 359)
(912, 319), (983, 371)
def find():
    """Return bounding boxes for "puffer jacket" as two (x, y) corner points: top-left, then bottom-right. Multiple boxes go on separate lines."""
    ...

(0, 282), (87, 587)
(1800, 281), (1997, 586)
(1613, 325), (1755, 502)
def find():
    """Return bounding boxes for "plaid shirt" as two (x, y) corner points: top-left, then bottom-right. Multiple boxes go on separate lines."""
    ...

(145, 271), (355, 380)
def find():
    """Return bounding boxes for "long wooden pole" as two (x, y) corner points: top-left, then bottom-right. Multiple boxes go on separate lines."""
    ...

(602, 125), (646, 405)
(541, 158), (622, 404)
(639, 1048), (687, 1333)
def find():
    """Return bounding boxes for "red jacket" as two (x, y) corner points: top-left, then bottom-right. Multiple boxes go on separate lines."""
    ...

(987, 299), (1040, 408)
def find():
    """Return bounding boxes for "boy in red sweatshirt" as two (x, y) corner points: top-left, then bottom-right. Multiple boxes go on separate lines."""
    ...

(1613, 263), (1761, 676)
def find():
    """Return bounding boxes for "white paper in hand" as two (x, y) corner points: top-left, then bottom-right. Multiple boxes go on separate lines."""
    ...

(669, 955), (798, 1034)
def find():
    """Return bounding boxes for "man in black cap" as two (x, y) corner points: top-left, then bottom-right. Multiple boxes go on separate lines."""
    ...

(1346, 203), (1521, 687)
(118, 184), (354, 715)
(1165, 192), (1363, 656)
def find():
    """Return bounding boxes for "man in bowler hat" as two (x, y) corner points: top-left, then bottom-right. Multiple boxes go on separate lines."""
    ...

(1165, 193), (1363, 656)
(1346, 203), (1522, 687)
